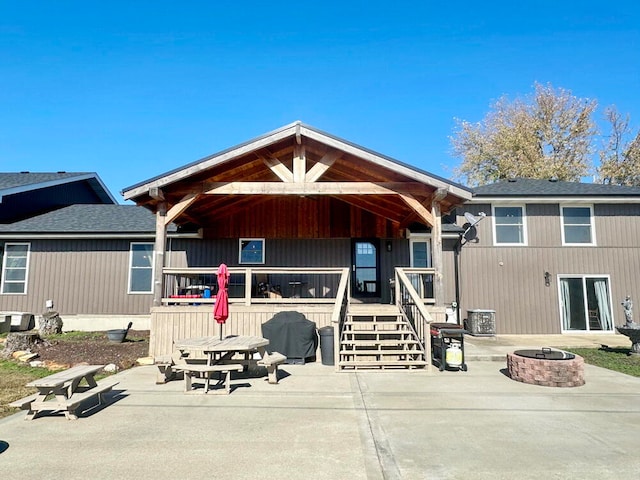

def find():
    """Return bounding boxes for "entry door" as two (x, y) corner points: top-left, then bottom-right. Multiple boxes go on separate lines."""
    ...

(352, 240), (379, 297)
(559, 276), (614, 332)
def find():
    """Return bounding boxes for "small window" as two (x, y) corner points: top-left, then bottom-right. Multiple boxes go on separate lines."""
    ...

(1, 243), (30, 294)
(129, 243), (154, 293)
(562, 206), (595, 245)
(239, 239), (265, 264)
(493, 205), (526, 245)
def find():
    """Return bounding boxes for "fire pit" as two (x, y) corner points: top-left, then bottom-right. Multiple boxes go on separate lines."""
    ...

(507, 347), (585, 387)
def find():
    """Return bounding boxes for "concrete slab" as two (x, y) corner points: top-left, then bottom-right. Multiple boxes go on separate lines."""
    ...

(1, 343), (639, 479)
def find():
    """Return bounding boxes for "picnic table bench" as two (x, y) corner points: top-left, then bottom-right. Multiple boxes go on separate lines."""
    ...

(9, 364), (118, 420)
(171, 335), (287, 393)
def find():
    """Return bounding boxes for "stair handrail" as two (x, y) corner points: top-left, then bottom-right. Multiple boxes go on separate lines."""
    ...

(331, 268), (350, 371)
(395, 267), (434, 373)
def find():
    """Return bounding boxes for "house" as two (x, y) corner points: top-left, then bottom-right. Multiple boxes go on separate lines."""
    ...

(0, 172), (192, 330)
(460, 178), (640, 334)
(4, 124), (638, 367)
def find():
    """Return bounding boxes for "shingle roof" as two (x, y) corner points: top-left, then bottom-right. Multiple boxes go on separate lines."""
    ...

(0, 204), (176, 233)
(0, 172), (117, 204)
(473, 178), (640, 197)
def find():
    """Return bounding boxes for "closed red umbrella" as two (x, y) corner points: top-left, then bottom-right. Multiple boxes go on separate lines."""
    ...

(213, 263), (229, 339)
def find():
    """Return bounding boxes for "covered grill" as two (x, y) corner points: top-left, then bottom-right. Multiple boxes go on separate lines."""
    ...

(261, 311), (317, 364)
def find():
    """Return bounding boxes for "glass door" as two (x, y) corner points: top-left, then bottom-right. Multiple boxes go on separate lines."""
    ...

(559, 276), (614, 332)
(352, 240), (379, 297)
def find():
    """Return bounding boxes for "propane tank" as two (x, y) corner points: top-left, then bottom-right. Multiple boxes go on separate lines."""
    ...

(445, 343), (463, 368)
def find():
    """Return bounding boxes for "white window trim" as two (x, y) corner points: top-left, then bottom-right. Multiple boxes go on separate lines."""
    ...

(492, 204), (528, 246)
(560, 204), (596, 246)
(128, 242), (155, 294)
(1, 242), (30, 295)
(557, 274), (613, 333)
(408, 233), (432, 267)
(239, 238), (265, 264)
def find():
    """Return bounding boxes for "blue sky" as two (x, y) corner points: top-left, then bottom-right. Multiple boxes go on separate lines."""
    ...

(1, 1), (638, 203)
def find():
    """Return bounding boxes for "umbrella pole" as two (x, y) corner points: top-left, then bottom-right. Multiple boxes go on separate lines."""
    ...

(219, 324), (223, 340)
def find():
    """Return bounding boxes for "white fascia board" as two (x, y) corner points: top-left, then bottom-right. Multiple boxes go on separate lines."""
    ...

(0, 232), (202, 240)
(468, 196), (640, 204)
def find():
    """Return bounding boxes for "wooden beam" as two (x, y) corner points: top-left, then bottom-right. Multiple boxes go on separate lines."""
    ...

(164, 193), (199, 225)
(260, 156), (294, 183)
(305, 149), (341, 183)
(431, 198), (444, 307)
(293, 144), (306, 183)
(203, 182), (427, 196)
(149, 187), (164, 201)
(397, 193), (435, 227)
(153, 203), (167, 307)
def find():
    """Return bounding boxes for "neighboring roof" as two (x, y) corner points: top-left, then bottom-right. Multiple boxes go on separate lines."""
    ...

(472, 178), (640, 201)
(122, 121), (473, 201)
(0, 172), (117, 204)
(0, 204), (178, 236)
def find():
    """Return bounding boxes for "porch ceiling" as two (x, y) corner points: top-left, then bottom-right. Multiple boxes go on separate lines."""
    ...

(123, 122), (471, 229)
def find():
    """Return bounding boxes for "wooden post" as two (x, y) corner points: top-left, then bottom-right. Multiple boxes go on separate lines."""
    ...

(431, 189), (447, 307)
(153, 203), (167, 307)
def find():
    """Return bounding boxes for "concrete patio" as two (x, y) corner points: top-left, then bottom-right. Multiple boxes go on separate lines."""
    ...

(1, 335), (639, 479)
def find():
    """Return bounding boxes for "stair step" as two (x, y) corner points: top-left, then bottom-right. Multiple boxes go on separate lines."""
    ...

(339, 360), (428, 368)
(340, 351), (423, 357)
(341, 339), (420, 346)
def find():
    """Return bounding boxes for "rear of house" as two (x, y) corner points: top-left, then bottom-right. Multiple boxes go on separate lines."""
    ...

(459, 178), (640, 334)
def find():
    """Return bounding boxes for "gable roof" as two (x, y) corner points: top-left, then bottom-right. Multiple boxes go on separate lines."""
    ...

(0, 204), (179, 238)
(122, 121), (472, 200)
(0, 172), (117, 204)
(121, 121), (472, 229)
(472, 178), (640, 203)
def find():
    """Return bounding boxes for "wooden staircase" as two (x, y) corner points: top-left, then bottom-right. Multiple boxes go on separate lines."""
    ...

(338, 304), (427, 370)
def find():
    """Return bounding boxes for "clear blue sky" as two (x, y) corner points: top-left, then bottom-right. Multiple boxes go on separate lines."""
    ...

(1, 1), (638, 202)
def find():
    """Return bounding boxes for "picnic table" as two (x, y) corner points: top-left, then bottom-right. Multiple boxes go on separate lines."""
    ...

(172, 335), (286, 393)
(10, 364), (118, 420)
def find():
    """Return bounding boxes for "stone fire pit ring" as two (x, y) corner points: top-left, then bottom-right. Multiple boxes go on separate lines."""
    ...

(507, 348), (585, 387)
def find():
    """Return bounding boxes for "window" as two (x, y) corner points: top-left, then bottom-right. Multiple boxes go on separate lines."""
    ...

(558, 275), (613, 332)
(492, 205), (526, 245)
(129, 243), (154, 293)
(1, 243), (30, 294)
(409, 236), (431, 268)
(239, 239), (265, 264)
(561, 206), (595, 245)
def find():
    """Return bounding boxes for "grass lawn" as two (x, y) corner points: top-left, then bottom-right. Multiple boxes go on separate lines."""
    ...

(566, 346), (640, 377)
(0, 360), (58, 418)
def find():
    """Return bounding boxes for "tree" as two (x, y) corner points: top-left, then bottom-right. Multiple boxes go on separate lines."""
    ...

(451, 83), (598, 186)
(597, 106), (640, 186)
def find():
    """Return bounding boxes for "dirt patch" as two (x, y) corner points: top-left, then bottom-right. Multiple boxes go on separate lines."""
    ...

(29, 330), (151, 370)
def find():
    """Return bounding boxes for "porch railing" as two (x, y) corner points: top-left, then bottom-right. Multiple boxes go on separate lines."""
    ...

(161, 267), (347, 306)
(331, 268), (350, 371)
(395, 267), (434, 372)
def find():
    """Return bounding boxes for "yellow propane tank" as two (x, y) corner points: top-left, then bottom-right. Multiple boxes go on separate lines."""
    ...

(445, 343), (462, 368)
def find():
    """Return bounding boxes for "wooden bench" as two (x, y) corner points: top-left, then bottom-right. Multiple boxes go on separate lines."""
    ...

(12, 379), (119, 420)
(257, 352), (287, 384)
(173, 363), (244, 394)
(9, 393), (41, 411)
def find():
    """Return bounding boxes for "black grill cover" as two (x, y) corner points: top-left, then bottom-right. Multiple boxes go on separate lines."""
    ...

(261, 311), (317, 359)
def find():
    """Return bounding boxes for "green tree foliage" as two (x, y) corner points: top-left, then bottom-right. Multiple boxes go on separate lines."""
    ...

(451, 83), (598, 186)
(598, 107), (640, 186)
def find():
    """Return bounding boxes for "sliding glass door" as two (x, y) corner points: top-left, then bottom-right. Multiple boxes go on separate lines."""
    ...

(559, 276), (613, 332)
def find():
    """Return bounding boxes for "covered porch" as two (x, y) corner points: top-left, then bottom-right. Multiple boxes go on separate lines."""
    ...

(122, 122), (472, 370)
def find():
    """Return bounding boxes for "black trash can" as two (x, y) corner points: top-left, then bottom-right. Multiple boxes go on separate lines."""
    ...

(318, 326), (335, 366)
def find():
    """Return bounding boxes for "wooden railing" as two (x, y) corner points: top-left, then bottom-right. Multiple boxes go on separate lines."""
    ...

(161, 267), (347, 306)
(331, 268), (350, 371)
(395, 267), (434, 373)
